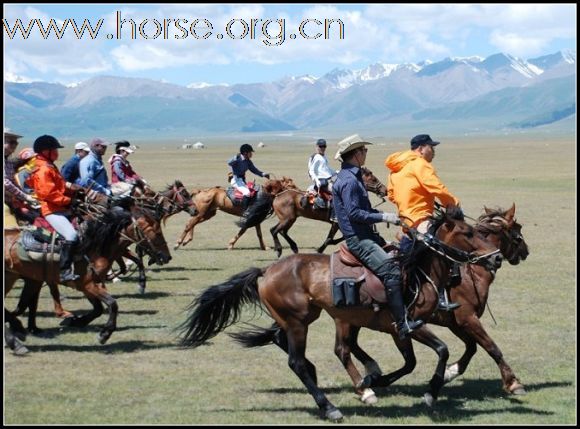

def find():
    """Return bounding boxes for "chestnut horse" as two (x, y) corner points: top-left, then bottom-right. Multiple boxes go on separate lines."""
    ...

(322, 204), (529, 402)
(5, 200), (171, 352)
(179, 211), (502, 421)
(173, 178), (296, 251)
(240, 167), (387, 258)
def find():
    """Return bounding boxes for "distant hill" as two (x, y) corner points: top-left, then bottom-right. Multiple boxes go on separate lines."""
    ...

(4, 50), (576, 138)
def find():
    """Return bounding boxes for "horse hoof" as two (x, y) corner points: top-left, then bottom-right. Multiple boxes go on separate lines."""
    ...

(137, 286), (145, 295)
(12, 341), (30, 356)
(325, 408), (343, 422)
(360, 388), (378, 405)
(98, 332), (111, 345)
(173, 244), (181, 251)
(508, 382), (527, 395)
(423, 392), (436, 408)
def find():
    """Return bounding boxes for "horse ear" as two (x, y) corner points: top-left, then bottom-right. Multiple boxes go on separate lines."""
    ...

(505, 203), (516, 223)
(484, 206), (493, 215)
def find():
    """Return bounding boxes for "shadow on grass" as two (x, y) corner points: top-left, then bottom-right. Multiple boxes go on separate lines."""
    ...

(24, 340), (178, 354)
(175, 246), (270, 252)
(222, 380), (568, 421)
(258, 379), (571, 403)
(148, 266), (223, 272)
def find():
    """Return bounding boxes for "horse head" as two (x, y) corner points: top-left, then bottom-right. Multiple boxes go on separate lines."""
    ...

(432, 209), (503, 272)
(361, 167), (386, 198)
(129, 202), (172, 266)
(480, 203), (529, 265)
(161, 180), (196, 216)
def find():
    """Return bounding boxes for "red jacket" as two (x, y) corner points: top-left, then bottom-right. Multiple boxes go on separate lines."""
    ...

(28, 156), (73, 217)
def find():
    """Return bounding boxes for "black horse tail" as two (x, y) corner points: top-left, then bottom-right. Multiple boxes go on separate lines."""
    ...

(178, 267), (264, 348)
(236, 191), (273, 229)
(228, 321), (282, 348)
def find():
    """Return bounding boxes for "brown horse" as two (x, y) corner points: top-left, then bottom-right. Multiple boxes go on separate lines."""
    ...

(179, 211), (502, 421)
(12, 181), (193, 334)
(240, 167), (387, 258)
(5, 199), (171, 352)
(173, 178), (296, 251)
(325, 204), (529, 401)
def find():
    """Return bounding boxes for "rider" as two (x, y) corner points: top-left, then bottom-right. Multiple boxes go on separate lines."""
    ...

(307, 138), (336, 209)
(109, 140), (144, 196)
(29, 135), (81, 282)
(332, 134), (423, 340)
(78, 137), (112, 196)
(4, 129), (40, 226)
(61, 141), (91, 184)
(227, 144), (270, 211)
(385, 134), (461, 311)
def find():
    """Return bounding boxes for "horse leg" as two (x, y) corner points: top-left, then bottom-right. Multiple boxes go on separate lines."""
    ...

(333, 320), (378, 405)
(317, 223), (341, 253)
(285, 321), (343, 422)
(227, 227), (247, 250)
(448, 315), (525, 395)
(407, 326), (449, 407)
(129, 247), (147, 294)
(279, 219), (298, 254)
(48, 282), (73, 319)
(175, 215), (201, 249)
(270, 223), (285, 258)
(96, 287), (118, 345)
(13, 278), (43, 334)
(61, 291), (104, 329)
(357, 334), (417, 394)
(254, 224), (268, 251)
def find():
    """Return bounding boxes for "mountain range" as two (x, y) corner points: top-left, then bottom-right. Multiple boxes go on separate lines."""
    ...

(4, 50), (576, 138)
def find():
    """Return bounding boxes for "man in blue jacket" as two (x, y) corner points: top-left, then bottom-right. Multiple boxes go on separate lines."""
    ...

(61, 141), (90, 184)
(332, 134), (423, 340)
(78, 138), (112, 195)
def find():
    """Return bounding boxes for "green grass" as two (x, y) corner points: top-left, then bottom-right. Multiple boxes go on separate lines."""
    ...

(4, 134), (576, 424)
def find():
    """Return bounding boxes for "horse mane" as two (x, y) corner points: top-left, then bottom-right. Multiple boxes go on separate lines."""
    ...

(79, 208), (133, 256)
(475, 207), (508, 234)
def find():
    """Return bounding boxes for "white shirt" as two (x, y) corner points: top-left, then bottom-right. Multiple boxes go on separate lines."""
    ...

(308, 153), (336, 187)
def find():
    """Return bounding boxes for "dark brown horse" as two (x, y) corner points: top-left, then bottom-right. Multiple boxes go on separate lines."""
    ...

(5, 200), (171, 352)
(241, 167), (386, 258)
(179, 211), (502, 421)
(326, 204), (529, 402)
(173, 178), (296, 251)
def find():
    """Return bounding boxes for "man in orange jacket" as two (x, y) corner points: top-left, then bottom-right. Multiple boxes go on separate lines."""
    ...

(385, 134), (461, 311)
(29, 135), (81, 282)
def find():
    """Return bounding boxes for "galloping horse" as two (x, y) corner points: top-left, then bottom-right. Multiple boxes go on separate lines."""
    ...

(240, 167), (386, 257)
(324, 204), (529, 401)
(5, 199), (171, 352)
(12, 181), (193, 333)
(173, 177), (296, 251)
(179, 211), (502, 421)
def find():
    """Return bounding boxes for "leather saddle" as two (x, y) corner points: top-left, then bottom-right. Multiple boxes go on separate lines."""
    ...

(17, 227), (62, 262)
(226, 182), (258, 206)
(330, 242), (399, 307)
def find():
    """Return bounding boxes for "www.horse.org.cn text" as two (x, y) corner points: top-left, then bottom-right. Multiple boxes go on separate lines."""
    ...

(3, 12), (345, 46)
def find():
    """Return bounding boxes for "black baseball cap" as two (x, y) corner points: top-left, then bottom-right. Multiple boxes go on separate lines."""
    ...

(410, 134), (440, 150)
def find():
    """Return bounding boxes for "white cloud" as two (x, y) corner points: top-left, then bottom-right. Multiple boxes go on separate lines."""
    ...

(3, 3), (576, 82)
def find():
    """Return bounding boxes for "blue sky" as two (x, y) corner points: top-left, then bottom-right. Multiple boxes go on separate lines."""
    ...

(3, 3), (576, 87)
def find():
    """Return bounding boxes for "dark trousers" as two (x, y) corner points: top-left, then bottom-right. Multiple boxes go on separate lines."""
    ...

(345, 235), (401, 287)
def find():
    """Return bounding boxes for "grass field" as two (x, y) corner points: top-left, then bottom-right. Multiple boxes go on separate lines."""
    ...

(4, 133), (576, 424)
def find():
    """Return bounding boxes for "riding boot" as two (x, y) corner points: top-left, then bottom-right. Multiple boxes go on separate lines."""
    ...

(438, 287), (460, 311)
(60, 240), (80, 282)
(385, 281), (424, 340)
(240, 196), (252, 220)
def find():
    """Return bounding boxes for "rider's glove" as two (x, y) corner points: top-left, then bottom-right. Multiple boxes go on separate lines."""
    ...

(381, 212), (401, 225)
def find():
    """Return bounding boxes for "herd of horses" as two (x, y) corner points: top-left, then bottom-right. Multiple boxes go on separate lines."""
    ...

(4, 171), (530, 421)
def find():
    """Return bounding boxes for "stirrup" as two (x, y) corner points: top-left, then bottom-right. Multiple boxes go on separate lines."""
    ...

(60, 269), (80, 282)
(438, 288), (460, 311)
